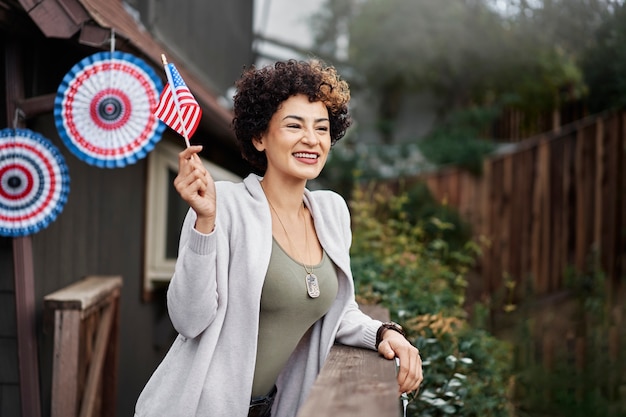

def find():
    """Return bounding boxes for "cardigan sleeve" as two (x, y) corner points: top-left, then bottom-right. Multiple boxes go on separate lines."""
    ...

(166, 208), (220, 339)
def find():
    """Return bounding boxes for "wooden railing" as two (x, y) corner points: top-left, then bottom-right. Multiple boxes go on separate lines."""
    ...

(297, 304), (401, 417)
(44, 276), (122, 417)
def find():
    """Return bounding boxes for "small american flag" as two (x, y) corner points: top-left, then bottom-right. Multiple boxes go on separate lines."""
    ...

(155, 63), (202, 141)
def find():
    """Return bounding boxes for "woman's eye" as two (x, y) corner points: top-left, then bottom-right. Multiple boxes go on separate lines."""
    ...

(287, 124), (301, 129)
(316, 126), (329, 132)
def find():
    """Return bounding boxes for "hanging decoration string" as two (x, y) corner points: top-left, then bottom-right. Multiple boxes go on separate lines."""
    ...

(109, 29), (116, 95)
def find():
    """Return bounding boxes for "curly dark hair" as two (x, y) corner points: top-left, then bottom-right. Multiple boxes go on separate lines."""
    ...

(232, 59), (352, 173)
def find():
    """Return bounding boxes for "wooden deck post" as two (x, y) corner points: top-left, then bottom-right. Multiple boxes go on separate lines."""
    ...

(5, 36), (43, 417)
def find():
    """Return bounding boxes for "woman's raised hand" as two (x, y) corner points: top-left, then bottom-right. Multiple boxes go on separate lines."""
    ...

(173, 145), (216, 234)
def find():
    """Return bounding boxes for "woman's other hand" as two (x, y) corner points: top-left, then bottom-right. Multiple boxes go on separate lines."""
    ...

(377, 330), (423, 395)
(174, 145), (216, 233)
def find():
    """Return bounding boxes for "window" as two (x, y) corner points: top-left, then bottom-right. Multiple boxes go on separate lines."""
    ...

(143, 140), (240, 299)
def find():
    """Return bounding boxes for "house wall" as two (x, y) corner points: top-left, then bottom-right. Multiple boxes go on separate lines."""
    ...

(0, 0), (254, 413)
(128, 0), (255, 96)
(28, 113), (172, 416)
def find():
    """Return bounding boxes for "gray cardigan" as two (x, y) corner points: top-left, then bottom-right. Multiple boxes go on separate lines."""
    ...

(134, 174), (381, 417)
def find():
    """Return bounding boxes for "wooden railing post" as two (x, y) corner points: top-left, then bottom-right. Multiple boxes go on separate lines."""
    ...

(44, 276), (122, 417)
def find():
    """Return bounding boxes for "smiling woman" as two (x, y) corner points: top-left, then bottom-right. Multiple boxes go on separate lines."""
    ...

(252, 95), (331, 186)
(134, 59), (423, 417)
(233, 60), (351, 174)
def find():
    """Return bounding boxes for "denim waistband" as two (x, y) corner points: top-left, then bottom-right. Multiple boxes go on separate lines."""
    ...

(249, 386), (277, 417)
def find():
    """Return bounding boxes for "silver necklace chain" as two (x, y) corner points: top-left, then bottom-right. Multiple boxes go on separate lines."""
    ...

(261, 182), (321, 298)
(266, 196), (313, 274)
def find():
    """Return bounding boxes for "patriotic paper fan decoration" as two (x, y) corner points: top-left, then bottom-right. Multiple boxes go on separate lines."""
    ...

(0, 128), (70, 237)
(54, 51), (165, 168)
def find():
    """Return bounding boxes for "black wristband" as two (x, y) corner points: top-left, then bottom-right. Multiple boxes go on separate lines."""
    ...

(375, 321), (405, 349)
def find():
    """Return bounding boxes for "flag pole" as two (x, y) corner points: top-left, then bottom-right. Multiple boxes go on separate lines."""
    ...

(161, 54), (191, 148)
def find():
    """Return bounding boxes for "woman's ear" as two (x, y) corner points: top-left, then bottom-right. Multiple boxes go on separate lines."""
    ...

(252, 136), (265, 152)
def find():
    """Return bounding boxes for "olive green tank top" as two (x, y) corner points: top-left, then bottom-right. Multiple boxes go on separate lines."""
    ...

(251, 238), (339, 397)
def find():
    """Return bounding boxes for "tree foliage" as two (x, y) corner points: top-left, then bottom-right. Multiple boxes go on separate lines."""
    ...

(309, 0), (623, 174)
(348, 0), (511, 104)
(310, 0), (621, 128)
(581, 1), (626, 112)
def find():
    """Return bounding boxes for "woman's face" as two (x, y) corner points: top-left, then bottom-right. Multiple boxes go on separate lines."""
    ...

(254, 94), (331, 183)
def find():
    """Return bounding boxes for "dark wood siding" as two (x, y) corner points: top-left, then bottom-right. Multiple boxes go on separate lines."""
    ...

(28, 114), (175, 416)
(0, 0), (254, 414)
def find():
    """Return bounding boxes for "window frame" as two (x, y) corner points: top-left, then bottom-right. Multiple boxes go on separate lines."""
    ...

(143, 139), (240, 299)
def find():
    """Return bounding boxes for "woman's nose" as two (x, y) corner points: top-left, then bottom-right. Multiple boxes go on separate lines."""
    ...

(302, 126), (319, 145)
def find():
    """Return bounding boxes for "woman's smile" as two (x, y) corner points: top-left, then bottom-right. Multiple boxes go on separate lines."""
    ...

(293, 152), (319, 163)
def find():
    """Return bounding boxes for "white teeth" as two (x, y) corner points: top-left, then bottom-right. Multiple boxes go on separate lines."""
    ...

(293, 153), (318, 159)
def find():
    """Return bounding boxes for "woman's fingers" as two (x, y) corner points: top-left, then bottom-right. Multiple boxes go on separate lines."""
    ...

(174, 146), (216, 220)
(176, 146), (207, 186)
(379, 332), (423, 394)
(178, 145), (202, 169)
(396, 345), (423, 393)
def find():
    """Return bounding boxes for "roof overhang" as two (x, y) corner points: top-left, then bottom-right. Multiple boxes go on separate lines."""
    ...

(17, 0), (235, 142)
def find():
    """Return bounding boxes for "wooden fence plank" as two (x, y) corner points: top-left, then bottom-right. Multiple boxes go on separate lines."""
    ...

(576, 125), (598, 271)
(531, 139), (551, 294)
(559, 137), (573, 289)
(502, 155), (513, 285)
(492, 159), (504, 294)
(508, 155), (521, 284)
(603, 117), (618, 294)
(518, 148), (533, 288)
(594, 120), (605, 259)
(480, 159), (493, 297)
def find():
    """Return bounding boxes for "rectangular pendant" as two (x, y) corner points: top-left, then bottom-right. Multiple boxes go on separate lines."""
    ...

(305, 273), (320, 298)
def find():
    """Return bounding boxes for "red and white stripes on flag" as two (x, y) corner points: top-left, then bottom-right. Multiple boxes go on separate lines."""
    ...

(155, 62), (202, 141)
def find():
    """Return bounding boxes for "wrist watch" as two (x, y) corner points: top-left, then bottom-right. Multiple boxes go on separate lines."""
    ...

(375, 321), (405, 349)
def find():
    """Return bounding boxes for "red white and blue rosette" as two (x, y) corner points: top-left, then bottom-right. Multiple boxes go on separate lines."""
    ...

(54, 51), (165, 168)
(0, 128), (70, 237)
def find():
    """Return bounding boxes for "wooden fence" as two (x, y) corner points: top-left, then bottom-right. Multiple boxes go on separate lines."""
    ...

(422, 110), (625, 301)
(297, 304), (401, 417)
(44, 276), (122, 417)
(421, 110), (626, 411)
(489, 101), (588, 142)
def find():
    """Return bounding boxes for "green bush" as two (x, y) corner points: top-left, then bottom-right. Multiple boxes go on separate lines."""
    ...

(350, 184), (479, 318)
(350, 184), (514, 416)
